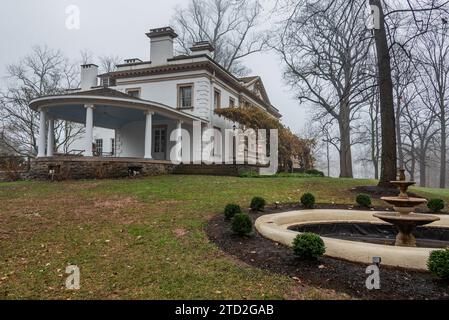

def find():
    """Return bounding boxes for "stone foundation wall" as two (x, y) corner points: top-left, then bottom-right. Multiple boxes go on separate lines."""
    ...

(28, 158), (175, 180)
(172, 164), (261, 176)
(20, 158), (265, 181)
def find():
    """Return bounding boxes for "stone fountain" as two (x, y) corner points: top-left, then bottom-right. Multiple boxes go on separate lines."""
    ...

(373, 169), (440, 247)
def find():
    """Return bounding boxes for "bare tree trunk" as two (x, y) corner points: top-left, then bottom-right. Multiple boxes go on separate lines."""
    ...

(410, 155), (416, 181)
(326, 140), (330, 177)
(440, 116), (447, 188)
(419, 153), (427, 187)
(370, 0), (397, 187)
(338, 115), (353, 178)
(396, 95), (404, 169)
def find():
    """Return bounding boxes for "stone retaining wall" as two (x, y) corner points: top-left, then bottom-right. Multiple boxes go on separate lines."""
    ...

(28, 157), (175, 180)
(11, 157), (267, 181)
(172, 164), (260, 176)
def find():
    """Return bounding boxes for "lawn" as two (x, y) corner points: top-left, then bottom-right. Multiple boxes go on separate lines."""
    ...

(0, 175), (447, 299)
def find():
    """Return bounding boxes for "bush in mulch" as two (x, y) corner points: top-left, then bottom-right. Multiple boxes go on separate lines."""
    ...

(427, 199), (445, 213)
(231, 213), (253, 236)
(356, 193), (372, 208)
(428, 248), (449, 280)
(292, 232), (325, 260)
(300, 193), (315, 209)
(224, 203), (242, 220)
(250, 196), (266, 211)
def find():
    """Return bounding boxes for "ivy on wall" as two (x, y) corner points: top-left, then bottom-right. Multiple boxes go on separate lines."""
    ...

(215, 107), (315, 170)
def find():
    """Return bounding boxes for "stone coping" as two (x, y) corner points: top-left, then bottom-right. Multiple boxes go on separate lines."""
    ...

(255, 209), (449, 271)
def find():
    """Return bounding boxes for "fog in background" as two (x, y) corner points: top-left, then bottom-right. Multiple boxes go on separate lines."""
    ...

(0, 0), (366, 178)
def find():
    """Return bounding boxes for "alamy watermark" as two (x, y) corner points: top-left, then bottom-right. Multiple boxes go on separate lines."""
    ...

(167, 121), (279, 175)
(366, 4), (380, 30)
(65, 265), (80, 290)
(65, 5), (80, 30)
(365, 257), (381, 290)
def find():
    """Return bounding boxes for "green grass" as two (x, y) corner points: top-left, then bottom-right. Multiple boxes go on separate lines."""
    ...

(0, 175), (447, 299)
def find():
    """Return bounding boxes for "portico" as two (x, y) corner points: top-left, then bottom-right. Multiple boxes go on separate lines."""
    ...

(30, 87), (206, 162)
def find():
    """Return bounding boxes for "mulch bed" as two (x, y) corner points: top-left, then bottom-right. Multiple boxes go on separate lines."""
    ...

(205, 203), (449, 300)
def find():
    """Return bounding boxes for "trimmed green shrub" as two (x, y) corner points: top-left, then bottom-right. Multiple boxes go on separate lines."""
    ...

(428, 249), (449, 280)
(292, 233), (326, 259)
(356, 193), (372, 208)
(304, 169), (325, 177)
(300, 193), (315, 208)
(250, 196), (266, 211)
(427, 199), (445, 213)
(224, 203), (242, 220)
(231, 213), (252, 235)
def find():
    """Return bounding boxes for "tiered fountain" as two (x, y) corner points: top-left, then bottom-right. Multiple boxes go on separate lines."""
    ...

(374, 169), (441, 247)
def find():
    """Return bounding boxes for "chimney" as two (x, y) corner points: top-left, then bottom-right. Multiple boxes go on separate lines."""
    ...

(80, 64), (98, 90)
(146, 27), (178, 66)
(190, 41), (215, 57)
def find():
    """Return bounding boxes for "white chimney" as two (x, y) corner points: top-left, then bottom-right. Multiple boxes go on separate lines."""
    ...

(146, 27), (178, 66)
(80, 64), (98, 90)
(190, 41), (215, 57)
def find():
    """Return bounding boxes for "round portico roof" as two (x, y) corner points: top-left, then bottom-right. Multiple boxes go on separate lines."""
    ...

(29, 87), (207, 126)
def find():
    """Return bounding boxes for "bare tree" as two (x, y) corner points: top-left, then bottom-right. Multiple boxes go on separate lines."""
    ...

(364, 85), (381, 179)
(402, 77), (441, 186)
(172, 0), (267, 75)
(98, 55), (121, 73)
(415, 24), (449, 188)
(389, 42), (418, 170)
(0, 46), (83, 156)
(276, 0), (373, 178)
(80, 49), (94, 65)
(368, 0), (449, 187)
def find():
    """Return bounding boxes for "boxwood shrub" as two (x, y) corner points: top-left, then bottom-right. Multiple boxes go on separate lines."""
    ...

(224, 203), (242, 220)
(292, 232), (325, 260)
(356, 193), (372, 208)
(428, 248), (449, 280)
(250, 196), (266, 211)
(300, 193), (315, 209)
(231, 213), (253, 236)
(427, 199), (445, 213)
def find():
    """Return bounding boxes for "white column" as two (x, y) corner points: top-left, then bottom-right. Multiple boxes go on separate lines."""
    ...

(84, 104), (94, 157)
(176, 120), (183, 163)
(46, 118), (54, 157)
(144, 111), (154, 159)
(37, 108), (47, 158)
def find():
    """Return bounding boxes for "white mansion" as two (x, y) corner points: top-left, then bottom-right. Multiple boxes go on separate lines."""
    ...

(30, 26), (281, 165)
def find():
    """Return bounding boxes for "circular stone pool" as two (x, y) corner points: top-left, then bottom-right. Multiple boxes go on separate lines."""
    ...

(255, 209), (449, 270)
(288, 222), (449, 248)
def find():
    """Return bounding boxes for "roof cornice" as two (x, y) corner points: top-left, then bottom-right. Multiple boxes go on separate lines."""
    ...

(99, 57), (281, 118)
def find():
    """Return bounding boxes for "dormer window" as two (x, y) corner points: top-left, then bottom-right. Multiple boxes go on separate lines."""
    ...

(101, 77), (116, 87)
(126, 88), (141, 98)
(178, 84), (193, 109)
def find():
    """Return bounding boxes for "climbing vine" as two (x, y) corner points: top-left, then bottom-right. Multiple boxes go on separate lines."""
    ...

(215, 106), (315, 171)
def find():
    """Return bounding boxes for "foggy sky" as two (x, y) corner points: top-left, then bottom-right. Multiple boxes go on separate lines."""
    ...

(0, 0), (307, 133)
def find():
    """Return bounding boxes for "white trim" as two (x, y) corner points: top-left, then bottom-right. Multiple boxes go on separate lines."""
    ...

(29, 94), (208, 124)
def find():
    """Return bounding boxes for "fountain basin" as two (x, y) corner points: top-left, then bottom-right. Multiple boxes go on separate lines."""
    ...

(389, 181), (417, 198)
(255, 209), (449, 270)
(380, 196), (427, 215)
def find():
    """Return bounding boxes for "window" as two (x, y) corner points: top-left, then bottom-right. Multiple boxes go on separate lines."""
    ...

(95, 139), (103, 156)
(111, 138), (115, 156)
(178, 84), (193, 109)
(101, 77), (116, 87)
(154, 128), (166, 153)
(126, 88), (140, 98)
(213, 127), (222, 157)
(229, 97), (235, 108)
(214, 89), (221, 109)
